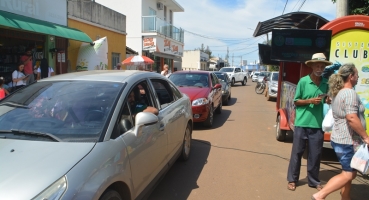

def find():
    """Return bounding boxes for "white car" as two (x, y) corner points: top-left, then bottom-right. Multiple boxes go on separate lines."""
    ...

(252, 71), (260, 82)
(219, 67), (248, 86)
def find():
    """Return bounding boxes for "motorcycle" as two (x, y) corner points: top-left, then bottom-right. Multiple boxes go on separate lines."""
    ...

(255, 77), (267, 94)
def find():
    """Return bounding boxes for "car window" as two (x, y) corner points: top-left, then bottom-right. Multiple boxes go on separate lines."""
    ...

(151, 79), (175, 109)
(0, 81), (123, 142)
(210, 74), (217, 87)
(219, 68), (233, 72)
(254, 72), (260, 76)
(235, 68), (241, 73)
(272, 73), (279, 81)
(112, 81), (155, 138)
(169, 73), (209, 87)
(169, 82), (182, 100)
(215, 73), (225, 81)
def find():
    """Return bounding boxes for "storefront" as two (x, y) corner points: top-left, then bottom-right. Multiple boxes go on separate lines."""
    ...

(0, 0), (92, 84)
(142, 36), (183, 73)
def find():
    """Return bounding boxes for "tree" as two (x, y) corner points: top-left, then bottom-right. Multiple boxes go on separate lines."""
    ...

(194, 43), (213, 58)
(268, 65), (279, 71)
(332, 0), (369, 15)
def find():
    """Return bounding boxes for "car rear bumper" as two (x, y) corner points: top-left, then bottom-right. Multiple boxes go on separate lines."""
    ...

(192, 104), (210, 122)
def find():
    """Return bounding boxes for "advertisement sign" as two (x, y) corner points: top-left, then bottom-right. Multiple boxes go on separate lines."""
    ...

(143, 37), (156, 52)
(330, 29), (369, 131)
(271, 29), (332, 62)
(258, 44), (279, 65)
(0, 0), (67, 26)
(76, 37), (108, 71)
(144, 36), (183, 57)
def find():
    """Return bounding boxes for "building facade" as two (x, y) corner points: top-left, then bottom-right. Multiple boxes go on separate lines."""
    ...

(97, 0), (184, 73)
(67, 1), (127, 71)
(182, 50), (209, 71)
(0, 0), (92, 83)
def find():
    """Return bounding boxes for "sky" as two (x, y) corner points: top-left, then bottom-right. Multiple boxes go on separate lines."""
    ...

(174, 0), (337, 66)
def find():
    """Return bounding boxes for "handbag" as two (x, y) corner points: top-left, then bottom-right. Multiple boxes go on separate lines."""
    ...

(350, 144), (369, 173)
(322, 107), (334, 132)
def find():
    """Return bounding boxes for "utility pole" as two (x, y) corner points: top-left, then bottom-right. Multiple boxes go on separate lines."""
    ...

(336, 0), (348, 18)
(232, 53), (234, 67)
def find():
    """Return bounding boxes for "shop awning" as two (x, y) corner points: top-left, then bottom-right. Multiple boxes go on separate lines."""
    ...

(0, 10), (93, 43)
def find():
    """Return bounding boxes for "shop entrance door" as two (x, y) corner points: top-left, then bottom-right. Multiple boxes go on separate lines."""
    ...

(55, 37), (68, 74)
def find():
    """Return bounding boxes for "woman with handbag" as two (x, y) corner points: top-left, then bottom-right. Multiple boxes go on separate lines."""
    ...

(312, 63), (369, 200)
(12, 62), (29, 91)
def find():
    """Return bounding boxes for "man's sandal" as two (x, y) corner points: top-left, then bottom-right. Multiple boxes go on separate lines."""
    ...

(287, 182), (296, 191)
(316, 184), (323, 191)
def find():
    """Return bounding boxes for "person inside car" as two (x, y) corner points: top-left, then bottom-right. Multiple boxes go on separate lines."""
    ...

(195, 76), (209, 87)
(128, 87), (158, 117)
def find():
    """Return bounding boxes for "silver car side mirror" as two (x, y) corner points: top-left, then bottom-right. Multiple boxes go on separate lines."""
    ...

(134, 112), (159, 137)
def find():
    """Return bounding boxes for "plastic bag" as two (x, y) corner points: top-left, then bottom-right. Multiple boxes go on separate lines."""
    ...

(350, 144), (369, 173)
(322, 108), (334, 132)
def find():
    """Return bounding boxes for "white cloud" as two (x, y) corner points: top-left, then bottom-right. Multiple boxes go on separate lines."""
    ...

(174, 0), (336, 65)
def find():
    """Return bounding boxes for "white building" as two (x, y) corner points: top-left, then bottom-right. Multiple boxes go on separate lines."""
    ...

(97, 0), (184, 73)
(182, 50), (209, 71)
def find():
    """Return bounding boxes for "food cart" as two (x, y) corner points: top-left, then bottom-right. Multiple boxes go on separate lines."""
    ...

(275, 15), (369, 147)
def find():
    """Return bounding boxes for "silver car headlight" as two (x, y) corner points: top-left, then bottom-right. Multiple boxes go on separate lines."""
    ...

(192, 98), (209, 106)
(33, 176), (67, 200)
(222, 90), (225, 94)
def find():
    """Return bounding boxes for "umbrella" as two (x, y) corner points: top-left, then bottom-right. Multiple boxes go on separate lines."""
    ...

(122, 55), (154, 66)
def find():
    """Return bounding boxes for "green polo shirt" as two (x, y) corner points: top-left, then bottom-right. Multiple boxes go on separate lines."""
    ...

(294, 75), (328, 128)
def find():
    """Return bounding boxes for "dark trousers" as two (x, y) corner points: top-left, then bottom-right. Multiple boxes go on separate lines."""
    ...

(287, 126), (324, 187)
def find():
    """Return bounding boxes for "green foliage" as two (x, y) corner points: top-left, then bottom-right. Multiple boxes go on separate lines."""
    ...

(194, 43), (213, 58)
(332, 0), (369, 15)
(268, 65), (279, 71)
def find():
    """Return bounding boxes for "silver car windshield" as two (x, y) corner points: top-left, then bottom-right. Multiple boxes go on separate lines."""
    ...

(0, 81), (123, 142)
(272, 73), (279, 81)
(219, 68), (233, 72)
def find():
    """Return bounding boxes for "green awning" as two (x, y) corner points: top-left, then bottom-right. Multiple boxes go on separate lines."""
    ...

(0, 10), (93, 43)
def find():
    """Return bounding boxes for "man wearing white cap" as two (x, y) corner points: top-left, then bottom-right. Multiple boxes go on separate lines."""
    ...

(287, 53), (332, 192)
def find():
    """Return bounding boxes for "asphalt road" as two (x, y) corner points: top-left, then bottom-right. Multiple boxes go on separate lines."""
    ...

(148, 81), (369, 200)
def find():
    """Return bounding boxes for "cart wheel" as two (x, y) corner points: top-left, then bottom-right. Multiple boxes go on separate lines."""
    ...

(276, 116), (287, 141)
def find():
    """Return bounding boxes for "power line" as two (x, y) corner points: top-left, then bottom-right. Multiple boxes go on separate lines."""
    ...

(297, 0), (307, 11)
(291, 0), (303, 12)
(282, 0), (289, 15)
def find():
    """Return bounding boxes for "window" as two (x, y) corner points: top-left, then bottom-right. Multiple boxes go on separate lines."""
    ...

(164, 6), (167, 21)
(169, 83), (182, 100)
(235, 68), (241, 73)
(112, 53), (120, 69)
(149, 7), (156, 15)
(151, 79), (174, 109)
(210, 73), (218, 86)
(169, 10), (173, 24)
(112, 81), (156, 138)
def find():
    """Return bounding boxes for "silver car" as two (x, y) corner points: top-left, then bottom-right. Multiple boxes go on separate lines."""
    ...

(0, 70), (193, 200)
(251, 71), (260, 82)
(257, 71), (270, 83)
(266, 71), (279, 101)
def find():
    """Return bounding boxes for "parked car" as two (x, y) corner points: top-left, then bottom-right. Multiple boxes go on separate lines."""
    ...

(169, 71), (222, 127)
(265, 72), (279, 101)
(213, 71), (232, 105)
(0, 70), (193, 200)
(218, 67), (248, 86)
(251, 71), (260, 82)
(257, 71), (270, 83)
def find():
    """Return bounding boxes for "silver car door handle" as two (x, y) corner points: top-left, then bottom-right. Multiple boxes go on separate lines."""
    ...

(159, 124), (165, 131)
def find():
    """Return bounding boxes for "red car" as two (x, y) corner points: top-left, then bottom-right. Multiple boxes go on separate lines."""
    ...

(169, 71), (222, 127)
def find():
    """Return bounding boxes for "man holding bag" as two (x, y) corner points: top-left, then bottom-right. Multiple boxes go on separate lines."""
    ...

(287, 53), (332, 192)
(312, 63), (369, 200)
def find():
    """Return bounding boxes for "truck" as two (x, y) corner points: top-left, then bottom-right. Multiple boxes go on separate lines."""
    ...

(219, 67), (248, 86)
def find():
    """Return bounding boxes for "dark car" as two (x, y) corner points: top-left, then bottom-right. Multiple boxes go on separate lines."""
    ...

(169, 71), (222, 128)
(213, 72), (231, 105)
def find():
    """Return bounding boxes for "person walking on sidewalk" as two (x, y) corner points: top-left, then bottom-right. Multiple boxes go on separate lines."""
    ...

(287, 53), (332, 191)
(20, 49), (35, 84)
(312, 63), (369, 200)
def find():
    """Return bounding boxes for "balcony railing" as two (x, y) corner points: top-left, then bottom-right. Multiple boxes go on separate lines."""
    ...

(142, 16), (184, 43)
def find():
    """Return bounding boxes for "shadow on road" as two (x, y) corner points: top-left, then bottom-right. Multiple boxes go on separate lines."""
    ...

(194, 109), (232, 130)
(225, 97), (237, 106)
(148, 139), (211, 200)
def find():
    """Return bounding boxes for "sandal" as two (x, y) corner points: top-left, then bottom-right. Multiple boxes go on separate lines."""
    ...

(287, 182), (296, 191)
(316, 184), (323, 191)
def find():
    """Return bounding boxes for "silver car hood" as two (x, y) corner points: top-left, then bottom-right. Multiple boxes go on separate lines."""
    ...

(0, 139), (95, 199)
